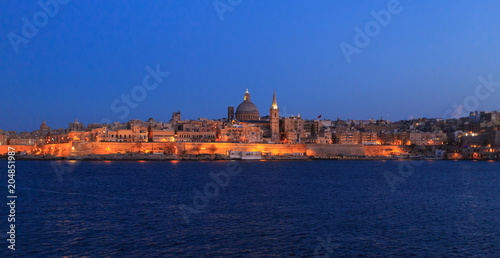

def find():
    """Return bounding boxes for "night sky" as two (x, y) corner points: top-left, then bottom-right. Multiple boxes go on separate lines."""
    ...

(1, 0), (500, 132)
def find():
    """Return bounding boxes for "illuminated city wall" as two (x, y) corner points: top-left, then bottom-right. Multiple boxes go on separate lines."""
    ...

(37, 143), (72, 156)
(305, 144), (408, 156)
(1, 142), (407, 157)
(0, 143), (72, 156)
(0, 145), (37, 155)
(72, 142), (176, 155)
(363, 145), (408, 156)
(177, 142), (307, 155)
(306, 144), (365, 156)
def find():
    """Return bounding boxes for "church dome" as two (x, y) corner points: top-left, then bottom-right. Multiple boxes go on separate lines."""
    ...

(40, 120), (49, 130)
(236, 101), (259, 114)
(235, 89), (260, 121)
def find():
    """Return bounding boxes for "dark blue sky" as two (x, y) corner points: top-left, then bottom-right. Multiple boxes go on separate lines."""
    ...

(1, 0), (500, 132)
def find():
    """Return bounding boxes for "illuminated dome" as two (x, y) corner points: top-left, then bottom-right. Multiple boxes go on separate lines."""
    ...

(40, 120), (49, 130)
(235, 89), (260, 121)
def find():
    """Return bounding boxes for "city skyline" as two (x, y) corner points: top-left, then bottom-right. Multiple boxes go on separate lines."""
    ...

(2, 86), (499, 151)
(2, 1), (500, 131)
(2, 86), (499, 133)
(3, 2), (500, 257)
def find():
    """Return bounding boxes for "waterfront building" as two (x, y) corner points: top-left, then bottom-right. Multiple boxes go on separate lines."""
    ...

(50, 132), (70, 143)
(151, 129), (175, 142)
(462, 146), (499, 160)
(227, 106), (235, 121)
(173, 118), (220, 142)
(396, 131), (447, 146)
(487, 129), (500, 147)
(89, 127), (107, 142)
(219, 123), (263, 143)
(169, 111), (182, 125)
(333, 130), (378, 145)
(176, 118), (220, 132)
(8, 137), (37, 145)
(107, 121), (128, 131)
(68, 119), (85, 131)
(105, 129), (133, 142)
(360, 132), (378, 145)
(105, 126), (148, 142)
(280, 115), (303, 143)
(308, 131), (332, 144)
(68, 131), (88, 142)
(0, 134), (7, 145)
(379, 132), (397, 145)
(8, 131), (40, 145)
(483, 111), (500, 123)
(334, 130), (359, 144)
(176, 131), (216, 142)
(303, 120), (321, 139)
(87, 123), (104, 131)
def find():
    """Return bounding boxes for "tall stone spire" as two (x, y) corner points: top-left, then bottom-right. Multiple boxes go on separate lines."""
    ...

(270, 89), (280, 142)
(271, 89), (278, 109)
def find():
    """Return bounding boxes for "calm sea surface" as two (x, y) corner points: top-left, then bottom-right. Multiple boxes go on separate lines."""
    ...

(3, 160), (499, 257)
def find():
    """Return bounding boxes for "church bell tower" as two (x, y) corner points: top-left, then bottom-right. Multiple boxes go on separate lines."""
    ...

(270, 90), (280, 142)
